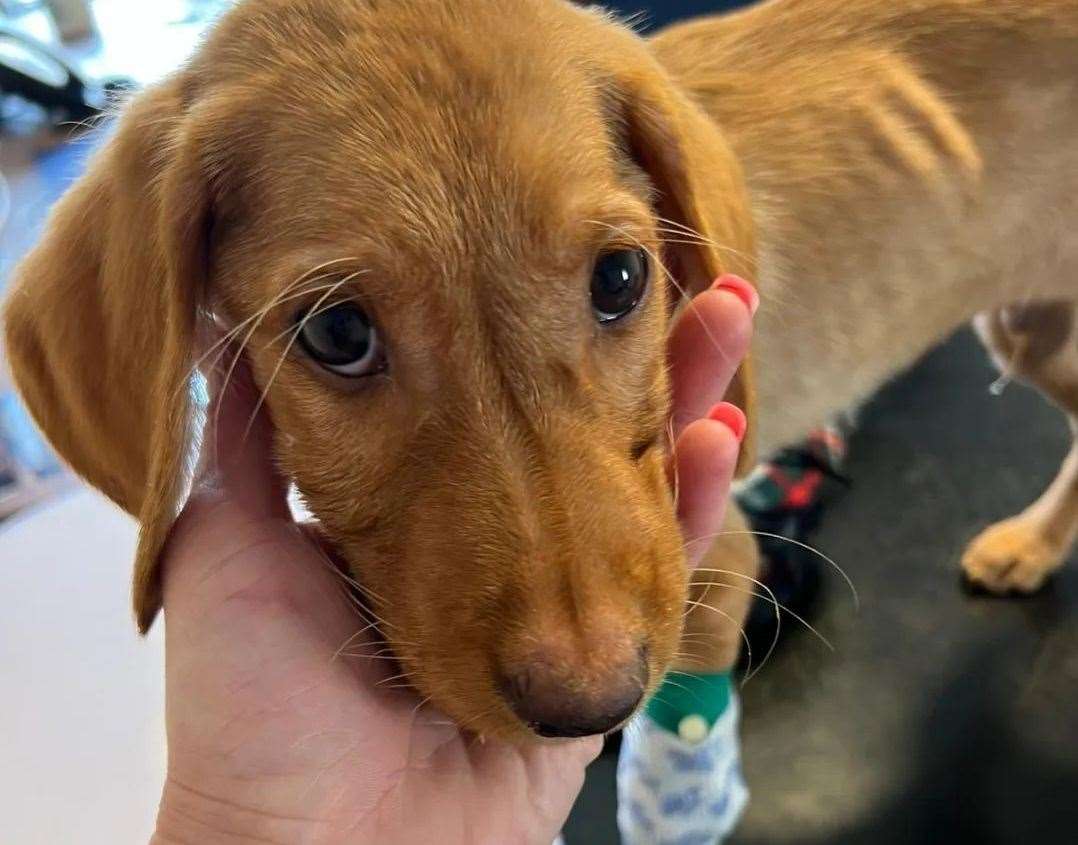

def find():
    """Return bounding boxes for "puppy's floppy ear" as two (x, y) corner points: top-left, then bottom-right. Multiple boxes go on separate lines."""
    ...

(610, 62), (759, 474)
(2, 78), (212, 632)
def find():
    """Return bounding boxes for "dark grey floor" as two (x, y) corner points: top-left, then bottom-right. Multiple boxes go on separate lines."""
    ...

(565, 330), (1078, 844)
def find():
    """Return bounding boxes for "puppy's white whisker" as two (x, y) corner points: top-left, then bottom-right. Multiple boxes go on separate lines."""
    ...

(262, 271), (371, 348)
(201, 260), (362, 461)
(689, 530), (860, 610)
(240, 272), (367, 444)
(683, 575), (748, 675)
(311, 551), (400, 633)
(666, 415), (682, 510)
(688, 566), (781, 681)
(306, 545), (410, 653)
(262, 296), (353, 349)
(690, 573), (833, 654)
(335, 584), (400, 637)
(587, 219), (733, 363)
(330, 619), (389, 661)
(190, 258), (360, 397)
(185, 276), (351, 388)
(353, 580), (392, 607)
(656, 676), (710, 708)
(653, 215), (707, 240)
(375, 670), (415, 688)
(653, 215), (759, 270)
(681, 596), (755, 680)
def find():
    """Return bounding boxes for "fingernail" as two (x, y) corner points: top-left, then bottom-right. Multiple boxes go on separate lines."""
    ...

(712, 274), (759, 315)
(707, 402), (747, 443)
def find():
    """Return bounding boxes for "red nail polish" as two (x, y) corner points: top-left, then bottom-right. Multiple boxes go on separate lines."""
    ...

(712, 274), (759, 315)
(707, 402), (747, 443)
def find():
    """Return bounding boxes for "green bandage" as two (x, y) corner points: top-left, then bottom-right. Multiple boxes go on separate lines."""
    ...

(645, 670), (733, 739)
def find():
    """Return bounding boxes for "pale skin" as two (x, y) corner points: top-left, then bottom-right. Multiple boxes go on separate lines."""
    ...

(150, 285), (753, 845)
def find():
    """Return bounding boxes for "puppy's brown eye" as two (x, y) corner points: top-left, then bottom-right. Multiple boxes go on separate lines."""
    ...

(591, 249), (648, 323)
(296, 302), (384, 377)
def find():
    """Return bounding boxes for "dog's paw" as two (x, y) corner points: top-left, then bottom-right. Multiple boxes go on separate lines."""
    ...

(961, 517), (1064, 594)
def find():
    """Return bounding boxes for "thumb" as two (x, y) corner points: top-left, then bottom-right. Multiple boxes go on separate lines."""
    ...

(162, 350), (328, 642)
(194, 347), (290, 519)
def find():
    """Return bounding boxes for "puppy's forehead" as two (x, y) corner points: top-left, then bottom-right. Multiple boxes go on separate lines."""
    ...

(208, 0), (631, 261)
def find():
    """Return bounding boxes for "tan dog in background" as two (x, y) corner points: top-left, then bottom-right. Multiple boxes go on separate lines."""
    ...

(4, 0), (1077, 741)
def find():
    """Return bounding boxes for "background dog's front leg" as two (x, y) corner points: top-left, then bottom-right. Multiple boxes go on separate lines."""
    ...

(964, 301), (1078, 592)
(676, 498), (761, 673)
(617, 498), (758, 844)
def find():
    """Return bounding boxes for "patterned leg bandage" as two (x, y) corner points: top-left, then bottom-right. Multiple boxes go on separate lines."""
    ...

(617, 672), (748, 845)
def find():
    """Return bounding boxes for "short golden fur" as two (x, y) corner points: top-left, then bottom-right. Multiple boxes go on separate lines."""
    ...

(4, 0), (1077, 740)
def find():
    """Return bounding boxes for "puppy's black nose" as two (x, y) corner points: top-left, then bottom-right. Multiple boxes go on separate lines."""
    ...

(500, 649), (647, 738)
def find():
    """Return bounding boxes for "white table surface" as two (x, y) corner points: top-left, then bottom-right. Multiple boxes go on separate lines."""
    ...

(0, 489), (165, 844)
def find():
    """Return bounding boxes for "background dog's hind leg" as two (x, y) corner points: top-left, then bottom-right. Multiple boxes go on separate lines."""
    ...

(964, 300), (1078, 593)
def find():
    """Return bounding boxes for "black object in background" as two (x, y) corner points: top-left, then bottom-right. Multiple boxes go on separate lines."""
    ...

(0, 27), (134, 124)
(610, 0), (757, 31)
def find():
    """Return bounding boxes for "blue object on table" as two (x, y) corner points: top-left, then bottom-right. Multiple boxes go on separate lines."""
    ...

(0, 389), (62, 477)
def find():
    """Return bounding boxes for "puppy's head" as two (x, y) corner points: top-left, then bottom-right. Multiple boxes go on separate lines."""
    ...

(2, 0), (754, 740)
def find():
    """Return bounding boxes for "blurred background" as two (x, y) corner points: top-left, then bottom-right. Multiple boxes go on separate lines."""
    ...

(0, 2), (1075, 843)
